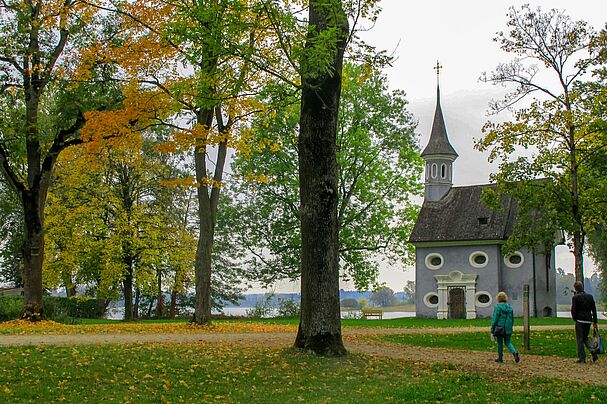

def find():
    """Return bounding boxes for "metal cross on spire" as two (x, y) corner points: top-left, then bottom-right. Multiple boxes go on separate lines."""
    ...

(434, 60), (443, 86)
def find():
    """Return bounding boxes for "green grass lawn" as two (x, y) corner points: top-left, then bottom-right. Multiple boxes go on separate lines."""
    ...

(75, 315), (589, 329)
(242, 315), (584, 329)
(0, 343), (604, 403)
(379, 329), (584, 358)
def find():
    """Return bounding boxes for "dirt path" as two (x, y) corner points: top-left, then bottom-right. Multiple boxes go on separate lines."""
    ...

(1, 325), (604, 386)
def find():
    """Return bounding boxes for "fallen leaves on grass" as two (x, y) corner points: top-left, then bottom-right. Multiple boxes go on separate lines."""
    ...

(0, 320), (296, 336)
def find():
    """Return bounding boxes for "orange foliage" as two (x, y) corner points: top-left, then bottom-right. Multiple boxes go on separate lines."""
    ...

(81, 83), (172, 150)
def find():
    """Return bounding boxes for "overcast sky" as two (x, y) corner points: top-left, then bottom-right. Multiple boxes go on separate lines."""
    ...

(269, 0), (607, 293)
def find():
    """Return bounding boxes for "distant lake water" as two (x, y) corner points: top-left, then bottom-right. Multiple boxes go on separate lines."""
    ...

(216, 307), (416, 319)
(105, 306), (415, 320)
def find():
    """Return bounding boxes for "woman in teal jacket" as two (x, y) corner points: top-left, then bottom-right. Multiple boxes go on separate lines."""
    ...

(491, 292), (520, 363)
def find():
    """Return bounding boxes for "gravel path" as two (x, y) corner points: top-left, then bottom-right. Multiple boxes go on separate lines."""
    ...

(1, 325), (604, 386)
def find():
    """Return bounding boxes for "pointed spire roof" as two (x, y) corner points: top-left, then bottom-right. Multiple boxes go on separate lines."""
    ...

(421, 86), (458, 158)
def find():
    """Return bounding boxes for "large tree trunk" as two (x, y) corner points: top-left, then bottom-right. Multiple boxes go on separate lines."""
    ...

(134, 287), (140, 319)
(21, 71), (45, 319)
(294, 0), (348, 356)
(192, 108), (215, 325)
(168, 290), (178, 319)
(156, 268), (164, 317)
(193, 205), (214, 323)
(123, 271), (134, 321)
(22, 190), (45, 319)
(192, 106), (229, 324)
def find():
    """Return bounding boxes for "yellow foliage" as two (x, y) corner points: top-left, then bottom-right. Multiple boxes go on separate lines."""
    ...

(0, 320), (297, 336)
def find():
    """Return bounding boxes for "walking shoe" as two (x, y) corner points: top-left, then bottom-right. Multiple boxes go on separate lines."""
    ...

(592, 351), (599, 362)
(576, 359), (586, 364)
(513, 352), (520, 363)
(494, 358), (503, 363)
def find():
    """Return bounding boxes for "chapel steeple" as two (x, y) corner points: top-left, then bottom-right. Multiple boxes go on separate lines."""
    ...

(421, 61), (458, 202)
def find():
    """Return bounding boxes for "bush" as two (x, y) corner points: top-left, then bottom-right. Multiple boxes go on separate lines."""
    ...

(246, 300), (274, 318)
(0, 295), (23, 321)
(0, 295), (103, 323)
(276, 299), (300, 317)
(341, 298), (360, 309)
(358, 298), (368, 308)
(42, 296), (103, 320)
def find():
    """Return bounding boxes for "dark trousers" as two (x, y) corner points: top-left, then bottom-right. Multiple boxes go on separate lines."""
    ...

(575, 321), (594, 360)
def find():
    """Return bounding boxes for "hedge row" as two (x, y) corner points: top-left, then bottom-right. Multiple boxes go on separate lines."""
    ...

(0, 295), (103, 322)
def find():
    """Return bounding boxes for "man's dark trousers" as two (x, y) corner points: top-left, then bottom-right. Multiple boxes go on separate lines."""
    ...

(575, 321), (593, 361)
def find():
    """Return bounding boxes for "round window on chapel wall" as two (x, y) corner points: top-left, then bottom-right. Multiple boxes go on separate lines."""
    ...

(469, 251), (488, 268)
(475, 292), (492, 307)
(424, 292), (439, 308)
(425, 253), (444, 270)
(504, 251), (524, 268)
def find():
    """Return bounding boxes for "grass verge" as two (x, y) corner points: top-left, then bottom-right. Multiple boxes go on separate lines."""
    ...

(0, 343), (604, 403)
(379, 329), (584, 358)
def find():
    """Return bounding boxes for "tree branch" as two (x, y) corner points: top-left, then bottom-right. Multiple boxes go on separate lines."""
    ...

(0, 56), (24, 74)
(0, 142), (25, 193)
(41, 28), (69, 88)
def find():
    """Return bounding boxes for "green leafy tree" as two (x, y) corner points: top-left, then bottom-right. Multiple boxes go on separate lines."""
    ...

(102, 0), (296, 324)
(584, 27), (607, 306)
(402, 280), (415, 305)
(476, 5), (607, 281)
(228, 63), (421, 290)
(0, 177), (22, 286)
(340, 298), (360, 309)
(0, 1), (126, 317)
(369, 286), (395, 307)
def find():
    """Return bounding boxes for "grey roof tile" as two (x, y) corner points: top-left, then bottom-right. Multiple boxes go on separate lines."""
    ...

(410, 184), (516, 243)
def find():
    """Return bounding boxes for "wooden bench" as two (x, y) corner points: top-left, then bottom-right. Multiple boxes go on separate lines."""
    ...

(361, 308), (383, 319)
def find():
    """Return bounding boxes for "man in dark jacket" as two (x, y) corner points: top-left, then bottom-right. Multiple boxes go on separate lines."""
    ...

(571, 281), (599, 363)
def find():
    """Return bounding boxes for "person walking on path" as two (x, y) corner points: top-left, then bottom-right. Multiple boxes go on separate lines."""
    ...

(491, 291), (520, 363)
(571, 280), (599, 363)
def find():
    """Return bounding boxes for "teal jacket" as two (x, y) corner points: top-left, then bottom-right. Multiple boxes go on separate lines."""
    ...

(491, 303), (514, 335)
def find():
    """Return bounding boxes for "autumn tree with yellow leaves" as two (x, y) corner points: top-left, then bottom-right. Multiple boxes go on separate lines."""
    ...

(43, 130), (197, 320)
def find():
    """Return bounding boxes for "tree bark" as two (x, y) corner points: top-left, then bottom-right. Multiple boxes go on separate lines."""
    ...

(169, 291), (178, 319)
(569, 118), (585, 282)
(193, 109), (215, 325)
(134, 287), (140, 319)
(156, 267), (164, 317)
(21, 190), (45, 319)
(294, 0), (348, 356)
(123, 271), (134, 321)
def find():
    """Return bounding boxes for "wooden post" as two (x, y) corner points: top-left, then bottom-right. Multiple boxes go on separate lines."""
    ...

(523, 284), (530, 350)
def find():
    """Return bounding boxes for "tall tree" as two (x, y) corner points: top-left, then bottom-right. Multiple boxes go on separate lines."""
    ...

(101, 0), (292, 324)
(584, 26), (607, 304)
(294, 0), (349, 356)
(0, 1), (123, 318)
(228, 63), (421, 290)
(476, 5), (606, 281)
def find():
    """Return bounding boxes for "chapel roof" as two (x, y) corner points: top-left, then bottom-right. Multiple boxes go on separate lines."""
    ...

(420, 86), (458, 158)
(409, 184), (517, 243)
